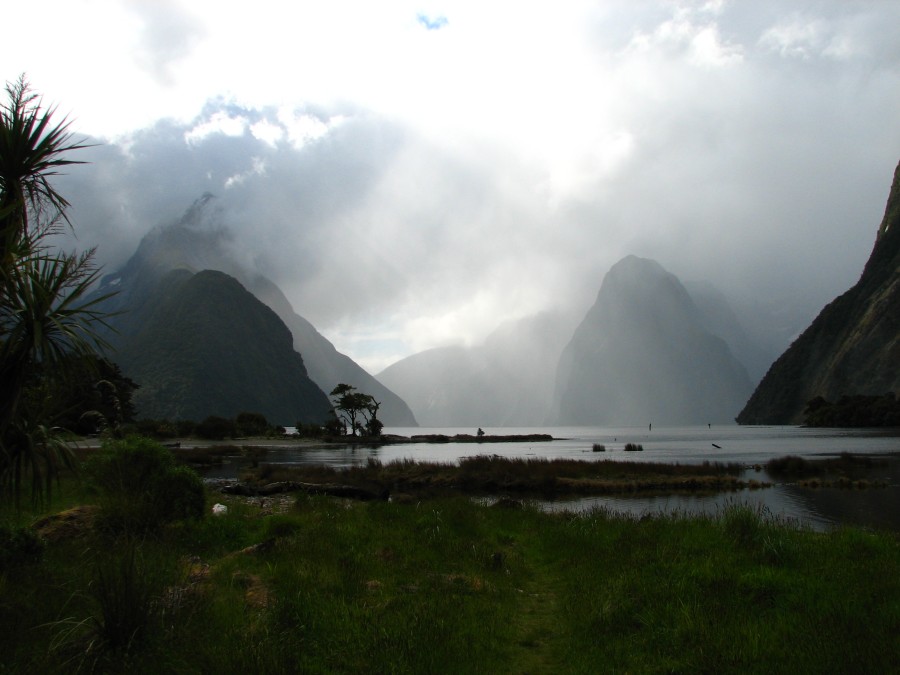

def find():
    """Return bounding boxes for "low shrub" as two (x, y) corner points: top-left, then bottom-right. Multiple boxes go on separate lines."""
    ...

(765, 455), (816, 477)
(196, 416), (236, 441)
(0, 526), (44, 569)
(84, 437), (205, 533)
(235, 412), (269, 437)
(130, 418), (179, 439)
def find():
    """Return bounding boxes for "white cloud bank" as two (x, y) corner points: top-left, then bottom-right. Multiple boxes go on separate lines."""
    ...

(5, 0), (900, 372)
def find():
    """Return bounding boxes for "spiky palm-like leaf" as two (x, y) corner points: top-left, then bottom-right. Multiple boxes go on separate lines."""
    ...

(0, 75), (90, 243)
(0, 76), (110, 506)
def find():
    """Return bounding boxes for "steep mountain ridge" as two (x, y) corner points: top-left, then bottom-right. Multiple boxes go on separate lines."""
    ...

(737, 160), (900, 424)
(97, 195), (417, 426)
(552, 256), (753, 425)
(114, 269), (332, 424)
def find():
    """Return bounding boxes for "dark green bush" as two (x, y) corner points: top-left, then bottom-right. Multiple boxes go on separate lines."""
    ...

(0, 526), (44, 569)
(295, 422), (326, 438)
(196, 416), (236, 440)
(131, 418), (179, 439)
(84, 437), (205, 533)
(803, 393), (900, 427)
(765, 455), (817, 477)
(175, 419), (196, 437)
(235, 412), (269, 437)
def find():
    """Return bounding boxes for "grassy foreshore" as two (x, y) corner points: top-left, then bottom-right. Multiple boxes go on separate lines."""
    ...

(2, 454), (899, 673)
(239, 454), (755, 499)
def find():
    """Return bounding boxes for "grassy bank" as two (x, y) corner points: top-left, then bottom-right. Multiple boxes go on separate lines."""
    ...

(2, 477), (899, 673)
(243, 454), (754, 499)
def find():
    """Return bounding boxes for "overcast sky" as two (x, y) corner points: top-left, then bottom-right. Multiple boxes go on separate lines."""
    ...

(4, 1), (900, 373)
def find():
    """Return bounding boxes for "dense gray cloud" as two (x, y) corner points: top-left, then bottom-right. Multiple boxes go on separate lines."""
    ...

(36, 1), (900, 373)
(124, 0), (205, 83)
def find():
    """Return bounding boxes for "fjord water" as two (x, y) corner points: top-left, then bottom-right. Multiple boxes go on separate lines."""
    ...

(251, 425), (900, 532)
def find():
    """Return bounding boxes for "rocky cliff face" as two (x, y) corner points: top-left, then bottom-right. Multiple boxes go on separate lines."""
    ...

(552, 256), (753, 426)
(97, 195), (417, 426)
(737, 161), (900, 424)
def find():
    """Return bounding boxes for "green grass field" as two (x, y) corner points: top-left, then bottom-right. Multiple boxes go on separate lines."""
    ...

(2, 474), (899, 673)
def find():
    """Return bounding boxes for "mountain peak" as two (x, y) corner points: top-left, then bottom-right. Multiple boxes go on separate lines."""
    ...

(553, 255), (752, 425)
(99, 196), (418, 426)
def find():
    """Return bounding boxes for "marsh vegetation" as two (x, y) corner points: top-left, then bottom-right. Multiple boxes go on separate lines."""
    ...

(2, 439), (899, 673)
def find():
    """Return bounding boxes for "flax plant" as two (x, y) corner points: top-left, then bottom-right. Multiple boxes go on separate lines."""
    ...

(0, 75), (111, 506)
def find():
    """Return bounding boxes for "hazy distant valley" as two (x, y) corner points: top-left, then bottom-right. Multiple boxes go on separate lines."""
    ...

(97, 197), (777, 427)
(93, 159), (900, 428)
(380, 256), (762, 427)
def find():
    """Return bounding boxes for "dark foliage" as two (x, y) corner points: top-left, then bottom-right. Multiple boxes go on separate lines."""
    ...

(803, 393), (900, 427)
(84, 436), (204, 533)
(41, 355), (138, 435)
(0, 77), (110, 505)
(196, 415), (236, 441)
(0, 525), (44, 568)
(764, 455), (819, 477)
(329, 383), (383, 437)
(295, 422), (327, 438)
(235, 411), (269, 437)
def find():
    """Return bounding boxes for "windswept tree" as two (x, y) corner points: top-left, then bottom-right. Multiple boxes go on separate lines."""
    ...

(329, 384), (383, 437)
(0, 76), (111, 505)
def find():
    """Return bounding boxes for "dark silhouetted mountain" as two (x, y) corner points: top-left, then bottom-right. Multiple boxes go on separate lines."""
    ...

(97, 195), (417, 426)
(737, 160), (900, 424)
(377, 311), (577, 427)
(551, 256), (753, 426)
(112, 269), (331, 424)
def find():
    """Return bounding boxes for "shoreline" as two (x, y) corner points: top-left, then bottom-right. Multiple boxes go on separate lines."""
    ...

(69, 432), (559, 452)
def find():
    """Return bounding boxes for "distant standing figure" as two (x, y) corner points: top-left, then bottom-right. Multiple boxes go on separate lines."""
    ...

(477, 427), (485, 438)
(649, 423), (652, 431)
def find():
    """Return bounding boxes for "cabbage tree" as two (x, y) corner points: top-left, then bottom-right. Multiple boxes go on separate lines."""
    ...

(0, 76), (111, 505)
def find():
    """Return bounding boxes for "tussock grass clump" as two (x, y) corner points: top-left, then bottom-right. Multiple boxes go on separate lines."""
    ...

(89, 540), (175, 651)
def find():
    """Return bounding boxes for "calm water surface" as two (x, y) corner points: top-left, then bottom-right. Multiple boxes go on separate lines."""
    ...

(213, 425), (900, 532)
